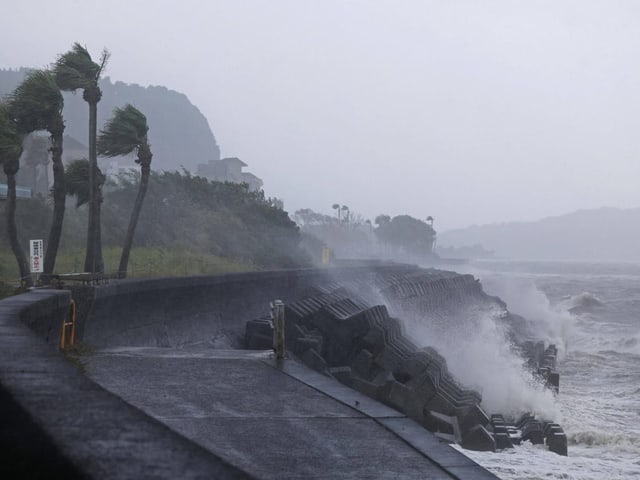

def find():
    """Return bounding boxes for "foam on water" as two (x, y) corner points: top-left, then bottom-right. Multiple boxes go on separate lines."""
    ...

(454, 441), (640, 480)
(446, 260), (640, 479)
(617, 335), (640, 355)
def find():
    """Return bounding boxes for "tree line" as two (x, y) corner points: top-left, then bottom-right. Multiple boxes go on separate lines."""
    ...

(294, 207), (437, 260)
(1, 170), (307, 272)
(0, 43), (156, 284)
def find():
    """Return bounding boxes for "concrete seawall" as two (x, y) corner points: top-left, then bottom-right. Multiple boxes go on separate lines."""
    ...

(74, 265), (416, 348)
(0, 264), (502, 479)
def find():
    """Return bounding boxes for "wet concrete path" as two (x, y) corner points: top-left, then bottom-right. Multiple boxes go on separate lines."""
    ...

(87, 346), (498, 480)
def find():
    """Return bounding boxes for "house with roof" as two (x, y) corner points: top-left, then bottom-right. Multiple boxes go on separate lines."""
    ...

(196, 157), (263, 191)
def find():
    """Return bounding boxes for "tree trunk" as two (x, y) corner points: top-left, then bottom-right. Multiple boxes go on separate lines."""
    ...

(84, 98), (103, 273)
(42, 123), (65, 281)
(95, 183), (104, 272)
(31, 164), (37, 195)
(5, 173), (32, 287)
(118, 153), (151, 278)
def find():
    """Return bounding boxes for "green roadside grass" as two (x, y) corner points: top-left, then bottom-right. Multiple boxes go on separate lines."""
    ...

(0, 246), (256, 296)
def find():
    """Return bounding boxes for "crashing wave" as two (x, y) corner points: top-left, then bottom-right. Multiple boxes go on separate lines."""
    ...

(565, 292), (604, 315)
(569, 430), (640, 448)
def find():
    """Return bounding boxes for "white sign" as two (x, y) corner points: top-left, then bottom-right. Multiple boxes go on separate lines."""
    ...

(30, 239), (43, 273)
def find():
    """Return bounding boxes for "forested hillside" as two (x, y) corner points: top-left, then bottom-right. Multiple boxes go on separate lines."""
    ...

(0, 171), (308, 271)
(0, 68), (221, 171)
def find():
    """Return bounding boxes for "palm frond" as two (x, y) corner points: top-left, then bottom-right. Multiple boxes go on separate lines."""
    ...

(64, 158), (90, 207)
(7, 69), (63, 135)
(64, 157), (107, 207)
(97, 104), (149, 157)
(96, 48), (111, 80)
(0, 103), (23, 163)
(53, 42), (101, 91)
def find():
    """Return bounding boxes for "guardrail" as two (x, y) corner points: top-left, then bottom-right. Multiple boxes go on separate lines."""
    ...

(51, 272), (119, 286)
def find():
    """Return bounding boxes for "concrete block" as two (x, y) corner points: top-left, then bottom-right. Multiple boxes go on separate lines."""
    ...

(301, 348), (328, 374)
(349, 376), (385, 399)
(521, 421), (544, 445)
(495, 433), (513, 450)
(423, 410), (458, 439)
(293, 336), (321, 356)
(462, 424), (496, 452)
(547, 432), (568, 456)
(351, 349), (374, 379)
(457, 404), (490, 434)
(329, 366), (355, 387)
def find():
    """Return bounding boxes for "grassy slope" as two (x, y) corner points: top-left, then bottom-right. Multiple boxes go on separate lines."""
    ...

(0, 246), (254, 286)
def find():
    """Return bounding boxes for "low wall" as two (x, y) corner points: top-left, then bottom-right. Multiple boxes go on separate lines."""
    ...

(75, 265), (415, 349)
(0, 290), (81, 478)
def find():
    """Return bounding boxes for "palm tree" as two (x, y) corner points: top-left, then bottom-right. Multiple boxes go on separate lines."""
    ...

(365, 219), (372, 234)
(8, 69), (65, 280)
(332, 203), (341, 223)
(341, 205), (350, 227)
(0, 104), (32, 286)
(53, 43), (109, 273)
(64, 158), (93, 207)
(97, 104), (152, 278)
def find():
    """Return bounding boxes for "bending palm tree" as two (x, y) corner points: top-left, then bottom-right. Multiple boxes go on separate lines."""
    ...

(53, 43), (109, 273)
(64, 158), (91, 207)
(8, 69), (65, 280)
(0, 104), (32, 286)
(97, 104), (152, 278)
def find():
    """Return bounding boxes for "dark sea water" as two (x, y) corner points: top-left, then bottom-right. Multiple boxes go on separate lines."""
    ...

(433, 260), (640, 479)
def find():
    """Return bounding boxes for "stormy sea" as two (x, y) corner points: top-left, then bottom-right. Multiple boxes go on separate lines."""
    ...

(446, 260), (640, 479)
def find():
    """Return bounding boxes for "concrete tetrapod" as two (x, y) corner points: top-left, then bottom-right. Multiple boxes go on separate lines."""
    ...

(244, 268), (568, 456)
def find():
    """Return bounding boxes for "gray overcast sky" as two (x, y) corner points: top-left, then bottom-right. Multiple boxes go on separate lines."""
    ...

(2, 0), (640, 230)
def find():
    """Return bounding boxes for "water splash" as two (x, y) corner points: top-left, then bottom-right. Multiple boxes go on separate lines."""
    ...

(405, 304), (561, 420)
(473, 273), (575, 359)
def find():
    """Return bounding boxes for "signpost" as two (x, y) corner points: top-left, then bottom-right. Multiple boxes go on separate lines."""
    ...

(30, 239), (43, 275)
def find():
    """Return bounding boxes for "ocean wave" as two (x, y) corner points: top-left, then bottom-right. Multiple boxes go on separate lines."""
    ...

(476, 274), (574, 357)
(601, 336), (640, 356)
(619, 336), (640, 355)
(565, 292), (604, 315)
(569, 430), (640, 448)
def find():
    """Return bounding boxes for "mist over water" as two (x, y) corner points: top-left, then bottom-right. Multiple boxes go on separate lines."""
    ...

(401, 268), (563, 420)
(478, 275), (574, 357)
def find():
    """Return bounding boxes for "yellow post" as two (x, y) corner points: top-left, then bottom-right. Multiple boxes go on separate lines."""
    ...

(321, 246), (330, 265)
(60, 300), (76, 350)
(68, 300), (76, 347)
(60, 319), (66, 350)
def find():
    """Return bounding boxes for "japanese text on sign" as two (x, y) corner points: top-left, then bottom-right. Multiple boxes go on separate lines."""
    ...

(30, 239), (43, 273)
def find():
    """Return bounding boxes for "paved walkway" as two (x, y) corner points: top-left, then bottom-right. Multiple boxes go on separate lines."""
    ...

(87, 346), (498, 480)
(0, 290), (251, 479)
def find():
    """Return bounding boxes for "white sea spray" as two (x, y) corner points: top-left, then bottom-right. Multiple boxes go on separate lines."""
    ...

(447, 260), (640, 480)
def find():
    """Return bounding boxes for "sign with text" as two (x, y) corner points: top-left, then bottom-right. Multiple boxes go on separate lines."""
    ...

(30, 239), (43, 273)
